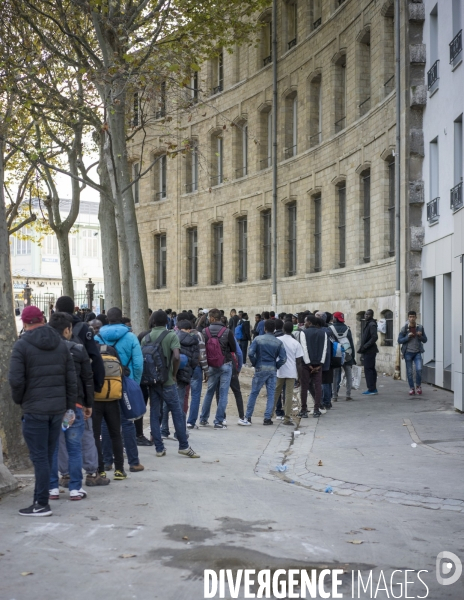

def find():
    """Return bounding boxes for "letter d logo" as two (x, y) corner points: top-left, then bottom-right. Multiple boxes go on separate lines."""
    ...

(436, 551), (462, 586)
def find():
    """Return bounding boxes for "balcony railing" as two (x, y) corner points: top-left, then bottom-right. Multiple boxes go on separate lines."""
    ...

(313, 17), (321, 30)
(212, 84), (223, 95)
(451, 182), (463, 212)
(450, 30), (462, 64)
(155, 190), (167, 200)
(260, 156), (272, 169)
(427, 60), (439, 91)
(185, 182), (197, 194)
(284, 145), (297, 159)
(359, 96), (371, 115)
(263, 54), (272, 66)
(309, 132), (321, 147)
(427, 197), (439, 223)
(288, 38), (297, 50)
(334, 116), (346, 132)
(210, 175), (223, 186)
(384, 74), (395, 96)
(235, 166), (247, 178)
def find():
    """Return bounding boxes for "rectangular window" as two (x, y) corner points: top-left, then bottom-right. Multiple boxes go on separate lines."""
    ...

(192, 146), (198, 192)
(191, 71), (198, 103)
(430, 5), (438, 63)
(292, 96), (298, 155)
(262, 211), (272, 280)
(133, 162), (140, 204)
(156, 234), (167, 289)
(16, 229), (32, 255)
(338, 186), (346, 267)
(159, 155), (167, 199)
(388, 161), (395, 256)
(362, 172), (371, 262)
(82, 229), (98, 258)
(452, 117), (463, 211)
(218, 51), (224, 89)
(314, 195), (322, 272)
(212, 223), (223, 284)
(287, 203), (297, 276)
(45, 234), (58, 256)
(238, 218), (247, 282)
(217, 137), (223, 184)
(187, 228), (198, 286)
(70, 235), (77, 257)
(242, 125), (248, 176)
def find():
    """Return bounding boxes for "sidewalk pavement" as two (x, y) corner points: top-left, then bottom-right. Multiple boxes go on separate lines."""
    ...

(0, 374), (463, 599)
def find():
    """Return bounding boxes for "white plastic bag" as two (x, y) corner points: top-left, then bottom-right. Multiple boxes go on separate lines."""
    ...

(351, 365), (362, 390)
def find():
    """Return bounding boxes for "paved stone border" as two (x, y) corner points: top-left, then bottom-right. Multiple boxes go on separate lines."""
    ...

(254, 420), (464, 513)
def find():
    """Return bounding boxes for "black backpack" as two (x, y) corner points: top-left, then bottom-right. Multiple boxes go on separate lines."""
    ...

(141, 330), (172, 386)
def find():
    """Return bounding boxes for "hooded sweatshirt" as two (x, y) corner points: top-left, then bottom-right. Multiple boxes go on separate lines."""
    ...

(96, 324), (143, 383)
(8, 325), (78, 414)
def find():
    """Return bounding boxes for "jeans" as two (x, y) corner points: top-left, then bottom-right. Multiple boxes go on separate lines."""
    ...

(333, 364), (353, 398)
(93, 400), (124, 472)
(363, 353), (377, 391)
(135, 385), (150, 437)
(239, 340), (249, 363)
(405, 352), (423, 388)
(322, 383), (332, 407)
(149, 384), (189, 452)
(102, 410), (139, 467)
(200, 363), (233, 425)
(272, 378), (295, 421)
(22, 413), (62, 506)
(215, 361), (244, 419)
(50, 407), (85, 491)
(245, 368), (277, 420)
(161, 382), (187, 437)
(187, 366), (203, 426)
(58, 416), (98, 475)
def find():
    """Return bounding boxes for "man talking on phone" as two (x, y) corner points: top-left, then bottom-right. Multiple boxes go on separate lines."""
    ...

(398, 310), (427, 396)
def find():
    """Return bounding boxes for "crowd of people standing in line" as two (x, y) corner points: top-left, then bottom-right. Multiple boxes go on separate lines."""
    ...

(8, 298), (426, 517)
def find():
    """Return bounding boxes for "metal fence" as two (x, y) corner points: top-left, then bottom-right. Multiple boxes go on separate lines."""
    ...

(18, 292), (105, 319)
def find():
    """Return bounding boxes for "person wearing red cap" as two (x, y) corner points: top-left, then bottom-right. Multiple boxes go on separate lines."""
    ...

(8, 306), (78, 517)
(330, 312), (356, 401)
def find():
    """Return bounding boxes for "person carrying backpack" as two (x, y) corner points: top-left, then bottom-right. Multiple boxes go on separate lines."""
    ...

(236, 313), (251, 363)
(398, 310), (427, 396)
(199, 308), (238, 429)
(141, 310), (200, 458)
(330, 312), (356, 401)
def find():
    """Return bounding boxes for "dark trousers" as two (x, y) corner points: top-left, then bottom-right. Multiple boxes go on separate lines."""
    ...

(215, 362), (244, 419)
(307, 367), (323, 411)
(239, 340), (249, 363)
(363, 353), (377, 391)
(22, 413), (62, 506)
(300, 363), (312, 411)
(135, 384), (150, 437)
(92, 400), (124, 472)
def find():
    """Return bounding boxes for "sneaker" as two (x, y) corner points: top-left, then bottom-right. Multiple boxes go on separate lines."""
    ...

(104, 464), (113, 471)
(129, 463), (145, 472)
(263, 418), (274, 425)
(237, 418), (251, 426)
(199, 420), (209, 427)
(214, 422), (227, 429)
(99, 471), (108, 479)
(113, 470), (127, 480)
(282, 420), (296, 426)
(178, 447), (200, 458)
(416, 386), (422, 395)
(161, 434), (171, 440)
(85, 473), (110, 487)
(362, 389), (378, 396)
(332, 396), (338, 402)
(345, 396), (353, 401)
(59, 474), (70, 488)
(186, 423), (194, 429)
(319, 407), (327, 414)
(136, 435), (153, 447)
(298, 410), (308, 418)
(222, 419), (227, 425)
(49, 488), (60, 500)
(70, 488), (87, 501)
(156, 449), (166, 457)
(324, 403), (333, 409)
(19, 503), (52, 517)
(275, 415), (284, 420)
(409, 388), (416, 396)
(313, 410), (322, 418)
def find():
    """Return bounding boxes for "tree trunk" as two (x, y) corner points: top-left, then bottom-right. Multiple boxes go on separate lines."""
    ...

(98, 161), (122, 309)
(103, 139), (131, 317)
(56, 228), (74, 298)
(107, 92), (148, 334)
(0, 140), (29, 469)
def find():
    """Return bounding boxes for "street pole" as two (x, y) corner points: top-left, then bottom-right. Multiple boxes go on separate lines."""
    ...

(271, 0), (278, 313)
(86, 277), (95, 313)
(394, 0), (402, 380)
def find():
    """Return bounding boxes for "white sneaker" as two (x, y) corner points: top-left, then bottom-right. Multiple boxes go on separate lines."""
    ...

(237, 418), (251, 426)
(70, 488), (87, 501)
(275, 416), (284, 420)
(319, 407), (327, 414)
(49, 488), (60, 500)
(222, 419), (227, 425)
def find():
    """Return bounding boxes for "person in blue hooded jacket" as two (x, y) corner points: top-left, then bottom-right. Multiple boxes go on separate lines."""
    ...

(94, 307), (144, 479)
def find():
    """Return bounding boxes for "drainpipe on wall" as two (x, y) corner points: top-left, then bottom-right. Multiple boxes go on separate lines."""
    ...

(393, 0), (402, 380)
(271, 0), (278, 313)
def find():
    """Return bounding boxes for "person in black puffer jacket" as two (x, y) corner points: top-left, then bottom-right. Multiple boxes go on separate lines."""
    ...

(9, 305), (77, 516)
(358, 309), (379, 395)
(329, 312), (356, 401)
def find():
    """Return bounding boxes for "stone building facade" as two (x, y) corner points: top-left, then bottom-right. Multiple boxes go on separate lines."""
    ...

(132, 0), (418, 375)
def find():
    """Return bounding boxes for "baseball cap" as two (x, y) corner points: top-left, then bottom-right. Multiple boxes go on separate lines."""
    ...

(333, 311), (345, 323)
(21, 305), (44, 324)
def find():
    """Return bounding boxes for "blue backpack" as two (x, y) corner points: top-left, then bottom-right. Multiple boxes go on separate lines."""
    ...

(235, 322), (244, 340)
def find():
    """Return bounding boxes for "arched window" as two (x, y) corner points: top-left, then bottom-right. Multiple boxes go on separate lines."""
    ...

(333, 52), (346, 132)
(357, 27), (371, 116)
(258, 11), (273, 69)
(381, 310), (394, 346)
(284, 92), (298, 158)
(308, 74), (322, 146)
